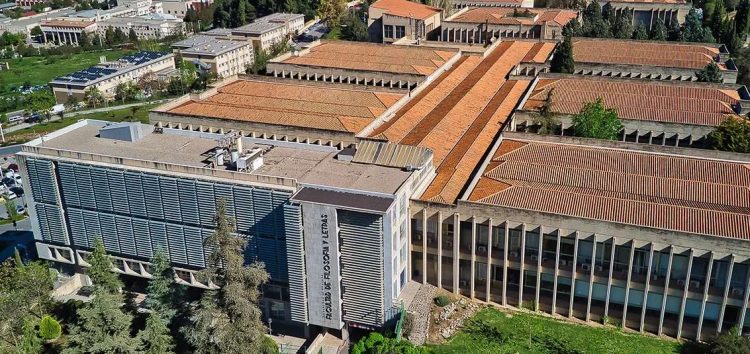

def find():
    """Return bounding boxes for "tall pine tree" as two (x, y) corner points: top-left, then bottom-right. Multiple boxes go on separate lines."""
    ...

(551, 35), (575, 74)
(650, 18), (667, 40)
(86, 238), (122, 294)
(737, 0), (750, 38)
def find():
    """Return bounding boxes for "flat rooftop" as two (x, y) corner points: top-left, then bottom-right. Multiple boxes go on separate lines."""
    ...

(521, 76), (743, 126)
(278, 41), (458, 77)
(368, 41), (553, 204)
(179, 38), (249, 56)
(51, 51), (171, 86)
(447, 8), (578, 27)
(165, 78), (404, 134)
(572, 38), (727, 70)
(466, 137), (750, 239)
(30, 121), (412, 194)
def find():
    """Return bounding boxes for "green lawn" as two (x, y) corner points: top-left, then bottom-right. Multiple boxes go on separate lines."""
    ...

(426, 308), (701, 354)
(0, 50), (133, 91)
(3, 103), (156, 145)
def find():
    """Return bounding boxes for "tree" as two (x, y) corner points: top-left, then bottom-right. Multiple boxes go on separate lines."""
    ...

(0, 254), (53, 351)
(708, 326), (750, 354)
(84, 87), (106, 108)
(317, 0), (346, 25)
(183, 199), (270, 354)
(145, 250), (184, 325)
(534, 88), (559, 135)
(428, 0), (452, 13)
(340, 11), (369, 42)
(351, 332), (426, 354)
(632, 24), (648, 39)
(128, 28), (138, 43)
(612, 10), (634, 39)
(38, 315), (61, 341)
(562, 18), (581, 37)
(26, 90), (55, 122)
(668, 18), (682, 40)
(86, 238), (122, 294)
(682, 8), (713, 42)
(650, 18), (667, 40)
(138, 312), (175, 354)
(570, 98), (623, 140)
(737, 0), (750, 38)
(114, 28), (127, 44)
(0, 113), (7, 125)
(114, 81), (140, 103)
(19, 319), (43, 354)
(696, 62), (723, 82)
(550, 35), (574, 74)
(63, 292), (139, 354)
(105, 26), (115, 46)
(708, 116), (750, 153)
(79, 30), (91, 48)
(30, 26), (43, 37)
(601, 2), (615, 25)
(581, 1), (610, 37)
(711, 0), (728, 41)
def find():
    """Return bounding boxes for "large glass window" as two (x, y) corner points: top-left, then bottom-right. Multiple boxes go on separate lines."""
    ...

(384, 25), (394, 38)
(395, 25), (406, 38)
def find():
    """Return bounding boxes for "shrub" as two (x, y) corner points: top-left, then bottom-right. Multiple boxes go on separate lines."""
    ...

(434, 295), (450, 307)
(402, 313), (414, 339)
(260, 335), (279, 354)
(38, 315), (62, 341)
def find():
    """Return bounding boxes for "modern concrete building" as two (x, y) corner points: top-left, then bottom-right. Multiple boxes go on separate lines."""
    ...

(39, 19), (97, 45)
(151, 76), (407, 145)
(597, 0), (691, 29)
(267, 40), (460, 89)
(19, 118), (434, 333)
(171, 35), (253, 78)
(229, 12), (304, 50)
(49, 51), (175, 103)
(97, 13), (184, 40)
(368, 0), (442, 43)
(441, 7), (578, 42)
(568, 38), (738, 84)
(0, 7), (75, 36)
(512, 75), (750, 147)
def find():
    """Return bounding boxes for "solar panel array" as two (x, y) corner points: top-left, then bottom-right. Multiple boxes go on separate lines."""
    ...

(52, 51), (170, 84)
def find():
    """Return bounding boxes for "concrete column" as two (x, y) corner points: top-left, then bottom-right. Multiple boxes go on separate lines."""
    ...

(422, 209), (428, 285)
(658, 246), (674, 336)
(486, 219), (493, 302)
(677, 250), (694, 339)
(640, 245), (655, 332)
(519, 224), (527, 306)
(437, 211), (443, 289)
(736, 266), (750, 334)
(569, 232), (579, 318)
(470, 217), (476, 299)
(586, 237), (597, 322)
(622, 241), (636, 327)
(453, 213), (460, 295)
(697, 252), (715, 341)
(535, 230), (543, 311)
(604, 237), (616, 318)
(552, 232), (562, 314)
(502, 223), (509, 306)
(717, 255), (735, 334)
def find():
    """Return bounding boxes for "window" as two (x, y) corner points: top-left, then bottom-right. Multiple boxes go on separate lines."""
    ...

(395, 26), (406, 39)
(384, 25), (394, 38)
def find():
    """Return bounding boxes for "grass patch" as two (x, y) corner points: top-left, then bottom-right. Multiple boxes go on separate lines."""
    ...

(2, 103), (157, 146)
(0, 50), (133, 92)
(427, 308), (692, 354)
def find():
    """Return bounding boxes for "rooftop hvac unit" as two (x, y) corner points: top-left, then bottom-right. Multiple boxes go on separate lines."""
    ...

(236, 148), (264, 172)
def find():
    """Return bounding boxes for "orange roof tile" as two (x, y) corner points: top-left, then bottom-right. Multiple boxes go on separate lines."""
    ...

(468, 139), (750, 239)
(449, 8), (578, 27)
(369, 40), (553, 204)
(282, 41), (456, 76)
(371, 0), (442, 20)
(573, 38), (723, 70)
(167, 78), (403, 134)
(522, 77), (741, 126)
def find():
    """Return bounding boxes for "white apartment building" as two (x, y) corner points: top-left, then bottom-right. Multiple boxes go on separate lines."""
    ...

(230, 12), (304, 50)
(172, 35), (253, 78)
(161, 0), (212, 18)
(49, 51), (175, 103)
(97, 13), (184, 40)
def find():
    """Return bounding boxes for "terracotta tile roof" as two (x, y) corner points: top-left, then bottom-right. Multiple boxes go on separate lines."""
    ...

(611, 0), (687, 3)
(282, 41), (456, 76)
(41, 20), (95, 28)
(371, 0), (442, 20)
(167, 79), (403, 134)
(522, 77), (741, 126)
(449, 8), (577, 27)
(468, 139), (750, 239)
(522, 42), (556, 63)
(573, 38), (722, 70)
(369, 41), (552, 204)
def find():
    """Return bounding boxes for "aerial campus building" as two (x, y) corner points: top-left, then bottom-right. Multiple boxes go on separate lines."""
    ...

(20, 40), (750, 341)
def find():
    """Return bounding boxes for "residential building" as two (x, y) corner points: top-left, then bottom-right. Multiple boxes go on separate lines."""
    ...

(161, 0), (212, 19)
(567, 38), (738, 84)
(229, 12), (304, 50)
(441, 7), (578, 42)
(512, 75), (750, 147)
(267, 40), (459, 89)
(597, 0), (691, 29)
(97, 13), (184, 40)
(171, 35), (253, 78)
(368, 0), (443, 43)
(40, 19), (97, 45)
(49, 51), (174, 103)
